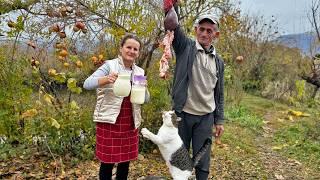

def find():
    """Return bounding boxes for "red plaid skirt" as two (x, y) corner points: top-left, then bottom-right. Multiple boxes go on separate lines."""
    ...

(95, 96), (139, 163)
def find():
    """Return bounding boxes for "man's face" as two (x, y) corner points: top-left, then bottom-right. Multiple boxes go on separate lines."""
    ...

(195, 21), (219, 49)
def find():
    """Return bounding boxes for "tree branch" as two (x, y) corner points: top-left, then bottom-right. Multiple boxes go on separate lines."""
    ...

(311, 0), (320, 41)
(74, 0), (128, 32)
(0, 0), (40, 15)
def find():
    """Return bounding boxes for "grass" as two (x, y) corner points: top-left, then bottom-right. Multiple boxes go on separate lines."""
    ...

(241, 94), (288, 115)
(242, 94), (320, 172)
(273, 118), (320, 171)
(211, 100), (268, 179)
(211, 93), (320, 178)
(225, 105), (264, 132)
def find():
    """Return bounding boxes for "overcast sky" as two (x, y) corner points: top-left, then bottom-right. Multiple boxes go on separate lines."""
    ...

(233, 0), (314, 35)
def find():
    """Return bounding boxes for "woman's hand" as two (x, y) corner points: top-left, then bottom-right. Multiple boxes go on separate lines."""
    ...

(106, 72), (118, 84)
(98, 72), (118, 86)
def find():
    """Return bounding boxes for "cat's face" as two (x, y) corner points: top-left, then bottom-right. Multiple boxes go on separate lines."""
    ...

(162, 110), (181, 127)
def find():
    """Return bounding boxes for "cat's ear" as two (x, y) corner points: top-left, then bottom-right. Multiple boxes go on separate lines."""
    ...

(171, 113), (180, 128)
(171, 111), (181, 121)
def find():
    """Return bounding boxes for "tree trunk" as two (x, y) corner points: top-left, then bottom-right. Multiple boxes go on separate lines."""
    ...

(141, 44), (158, 76)
(301, 75), (320, 87)
(312, 86), (319, 99)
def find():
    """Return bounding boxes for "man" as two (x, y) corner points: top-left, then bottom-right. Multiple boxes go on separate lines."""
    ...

(164, 3), (225, 180)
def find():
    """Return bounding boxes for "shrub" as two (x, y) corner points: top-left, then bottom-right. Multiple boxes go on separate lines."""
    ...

(0, 48), (32, 145)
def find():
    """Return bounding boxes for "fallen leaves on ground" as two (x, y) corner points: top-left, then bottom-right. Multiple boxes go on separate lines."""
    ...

(288, 109), (311, 117)
(0, 149), (170, 179)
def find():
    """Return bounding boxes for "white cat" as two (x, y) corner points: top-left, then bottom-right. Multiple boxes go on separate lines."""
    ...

(141, 111), (212, 180)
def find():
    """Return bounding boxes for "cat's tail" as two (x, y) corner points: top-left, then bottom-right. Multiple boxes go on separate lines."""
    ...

(192, 138), (212, 167)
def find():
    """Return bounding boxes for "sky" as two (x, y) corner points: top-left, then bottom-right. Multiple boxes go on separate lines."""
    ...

(233, 0), (314, 35)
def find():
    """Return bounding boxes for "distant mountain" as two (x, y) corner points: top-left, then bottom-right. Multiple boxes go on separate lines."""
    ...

(276, 32), (320, 56)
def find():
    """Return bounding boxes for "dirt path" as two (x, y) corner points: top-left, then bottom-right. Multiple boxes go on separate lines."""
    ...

(254, 111), (307, 180)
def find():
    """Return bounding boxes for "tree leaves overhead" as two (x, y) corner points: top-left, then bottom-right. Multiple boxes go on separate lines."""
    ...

(1, 0), (227, 67)
(0, 0), (40, 15)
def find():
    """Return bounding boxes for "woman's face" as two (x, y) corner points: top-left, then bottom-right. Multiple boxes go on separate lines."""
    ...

(120, 38), (140, 66)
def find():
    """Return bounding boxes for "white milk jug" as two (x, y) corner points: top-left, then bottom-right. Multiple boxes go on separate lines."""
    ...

(113, 72), (131, 97)
(130, 75), (146, 104)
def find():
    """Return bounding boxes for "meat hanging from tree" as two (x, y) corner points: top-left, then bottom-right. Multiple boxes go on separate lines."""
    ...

(158, 0), (180, 79)
(159, 30), (174, 79)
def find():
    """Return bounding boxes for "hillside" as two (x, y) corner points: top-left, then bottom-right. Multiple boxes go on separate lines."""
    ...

(276, 32), (320, 55)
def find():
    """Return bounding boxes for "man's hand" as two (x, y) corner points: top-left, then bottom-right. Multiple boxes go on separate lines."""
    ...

(214, 124), (224, 138)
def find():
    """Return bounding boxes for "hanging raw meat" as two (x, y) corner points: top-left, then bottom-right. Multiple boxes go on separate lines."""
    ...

(159, 30), (174, 79)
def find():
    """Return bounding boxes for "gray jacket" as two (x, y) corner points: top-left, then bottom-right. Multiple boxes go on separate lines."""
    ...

(167, 22), (225, 125)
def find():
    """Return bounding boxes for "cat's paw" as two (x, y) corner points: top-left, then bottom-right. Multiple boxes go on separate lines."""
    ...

(141, 128), (151, 139)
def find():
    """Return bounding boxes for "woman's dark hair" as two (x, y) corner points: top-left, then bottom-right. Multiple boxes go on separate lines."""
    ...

(120, 33), (142, 49)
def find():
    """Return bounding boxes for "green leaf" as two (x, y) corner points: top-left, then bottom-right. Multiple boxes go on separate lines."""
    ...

(69, 55), (78, 63)
(16, 15), (25, 31)
(72, 87), (82, 94)
(67, 78), (77, 89)
(70, 100), (80, 110)
(67, 78), (82, 94)
(54, 73), (66, 83)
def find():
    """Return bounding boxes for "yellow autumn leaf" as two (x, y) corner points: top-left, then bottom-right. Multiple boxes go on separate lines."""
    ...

(35, 100), (42, 106)
(286, 115), (294, 121)
(288, 110), (303, 117)
(43, 94), (54, 104)
(272, 146), (283, 150)
(300, 113), (311, 117)
(272, 144), (288, 150)
(288, 109), (312, 118)
(50, 118), (60, 129)
(21, 109), (38, 118)
(277, 118), (284, 122)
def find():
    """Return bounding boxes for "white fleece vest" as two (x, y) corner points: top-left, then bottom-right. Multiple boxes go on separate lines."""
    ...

(93, 57), (144, 128)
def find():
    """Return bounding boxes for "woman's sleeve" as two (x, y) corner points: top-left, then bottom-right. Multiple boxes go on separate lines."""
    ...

(83, 63), (110, 90)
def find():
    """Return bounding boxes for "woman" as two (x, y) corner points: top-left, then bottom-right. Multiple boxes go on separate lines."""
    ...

(83, 34), (148, 180)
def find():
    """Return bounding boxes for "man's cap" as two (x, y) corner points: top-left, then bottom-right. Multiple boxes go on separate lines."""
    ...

(195, 14), (219, 28)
